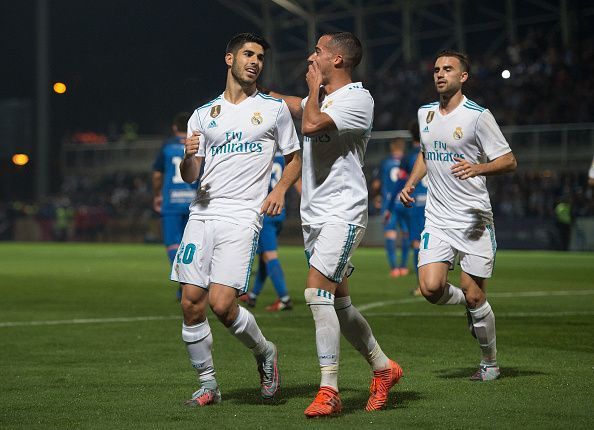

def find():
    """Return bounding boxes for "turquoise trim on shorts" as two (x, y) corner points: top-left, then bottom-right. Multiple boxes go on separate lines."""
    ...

(242, 231), (259, 294)
(331, 224), (357, 282)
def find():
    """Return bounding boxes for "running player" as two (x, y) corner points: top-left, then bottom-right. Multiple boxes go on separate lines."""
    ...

(172, 33), (301, 406)
(267, 32), (402, 416)
(399, 49), (517, 381)
(152, 112), (198, 301)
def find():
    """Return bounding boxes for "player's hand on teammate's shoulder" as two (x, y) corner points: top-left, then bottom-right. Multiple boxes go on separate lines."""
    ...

(451, 156), (479, 180)
(184, 131), (201, 158)
(398, 185), (415, 208)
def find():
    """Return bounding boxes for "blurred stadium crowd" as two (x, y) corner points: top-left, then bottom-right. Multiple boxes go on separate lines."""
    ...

(372, 30), (594, 130)
(2, 31), (593, 246)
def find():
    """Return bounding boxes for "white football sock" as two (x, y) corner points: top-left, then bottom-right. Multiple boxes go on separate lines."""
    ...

(305, 288), (340, 390)
(335, 296), (389, 371)
(436, 283), (467, 306)
(228, 305), (268, 356)
(182, 320), (216, 387)
(469, 301), (497, 366)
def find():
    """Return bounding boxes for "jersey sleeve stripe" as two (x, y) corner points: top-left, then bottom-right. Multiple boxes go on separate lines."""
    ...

(257, 93), (282, 103)
(197, 96), (222, 111)
(465, 99), (485, 110)
(463, 103), (485, 112)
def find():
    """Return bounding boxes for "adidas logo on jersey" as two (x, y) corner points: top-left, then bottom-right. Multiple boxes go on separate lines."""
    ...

(423, 126), (429, 132)
(207, 120), (218, 129)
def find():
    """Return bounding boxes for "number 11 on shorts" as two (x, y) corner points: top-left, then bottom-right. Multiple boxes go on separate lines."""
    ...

(422, 232), (429, 249)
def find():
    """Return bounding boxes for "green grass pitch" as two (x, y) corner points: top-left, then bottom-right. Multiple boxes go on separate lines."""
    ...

(1, 243), (593, 429)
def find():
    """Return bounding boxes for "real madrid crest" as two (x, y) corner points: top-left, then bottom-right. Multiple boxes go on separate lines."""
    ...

(426, 111), (434, 124)
(453, 127), (463, 140)
(322, 100), (333, 110)
(251, 112), (263, 125)
(210, 105), (221, 118)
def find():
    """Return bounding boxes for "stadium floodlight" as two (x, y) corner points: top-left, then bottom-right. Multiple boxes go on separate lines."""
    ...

(501, 70), (511, 79)
(53, 82), (67, 94)
(12, 153), (30, 166)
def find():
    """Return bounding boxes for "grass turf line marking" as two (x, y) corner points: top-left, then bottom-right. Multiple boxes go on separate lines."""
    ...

(358, 289), (594, 312)
(1, 290), (593, 328)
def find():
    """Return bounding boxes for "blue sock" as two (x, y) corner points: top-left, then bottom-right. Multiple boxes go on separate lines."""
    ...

(251, 259), (267, 297)
(266, 258), (288, 298)
(400, 236), (410, 269)
(413, 248), (420, 275)
(385, 238), (396, 269)
(167, 247), (177, 264)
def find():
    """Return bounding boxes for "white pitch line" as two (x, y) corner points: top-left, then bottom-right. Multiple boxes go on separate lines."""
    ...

(1, 290), (593, 328)
(357, 289), (594, 312)
(0, 315), (179, 328)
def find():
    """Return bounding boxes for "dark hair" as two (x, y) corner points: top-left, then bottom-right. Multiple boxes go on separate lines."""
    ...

(226, 33), (270, 54)
(409, 120), (420, 143)
(324, 32), (363, 70)
(435, 49), (471, 74)
(173, 112), (191, 133)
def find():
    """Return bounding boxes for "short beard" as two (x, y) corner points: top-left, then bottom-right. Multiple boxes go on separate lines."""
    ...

(231, 63), (256, 88)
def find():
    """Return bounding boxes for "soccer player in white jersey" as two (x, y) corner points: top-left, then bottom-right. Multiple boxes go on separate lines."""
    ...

(399, 50), (517, 381)
(266, 32), (402, 417)
(172, 33), (301, 406)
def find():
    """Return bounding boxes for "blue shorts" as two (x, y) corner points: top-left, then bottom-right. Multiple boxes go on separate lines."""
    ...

(384, 204), (410, 233)
(161, 213), (190, 247)
(409, 206), (426, 242)
(257, 218), (283, 253)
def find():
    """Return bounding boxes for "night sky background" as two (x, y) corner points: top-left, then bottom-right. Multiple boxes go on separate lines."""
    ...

(1, 0), (258, 139)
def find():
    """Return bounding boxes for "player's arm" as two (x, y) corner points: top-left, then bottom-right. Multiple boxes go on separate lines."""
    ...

(451, 152), (516, 179)
(151, 170), (163, 213)
(258, 84), (304, 119)
(301, 61), (336, 136)
(451, 111), (517, 180)
(269, 91), (304, 119)
(261, 150), (302, 216)
(179, 131), (203, 183)
(398, 151), (427, 207)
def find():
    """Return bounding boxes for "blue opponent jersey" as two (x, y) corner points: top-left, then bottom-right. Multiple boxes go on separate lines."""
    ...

(152, 136), (199, 215)
(379, 155), (408, 213)
(265, 153), (286, 223)
(402, 145), (427, 207)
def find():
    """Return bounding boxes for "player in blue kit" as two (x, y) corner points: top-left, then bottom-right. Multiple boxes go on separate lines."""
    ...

(243, 152), (297, 311)
(152, 112), (199, 301)
(403, 122), (427, 295)
(373, 138), (410, 277)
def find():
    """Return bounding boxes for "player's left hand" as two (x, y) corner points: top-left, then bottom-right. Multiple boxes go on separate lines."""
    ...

(451, 157), (480, 180)
(260, 189), (285, 216)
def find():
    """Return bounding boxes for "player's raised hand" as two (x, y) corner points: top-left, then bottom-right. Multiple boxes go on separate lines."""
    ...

(306, 61), (323, 92)
(451, 157), (479, 180)
(184, 131), (201, 158)
(398, 185), (416, 208)
(260, 188), (285, 216)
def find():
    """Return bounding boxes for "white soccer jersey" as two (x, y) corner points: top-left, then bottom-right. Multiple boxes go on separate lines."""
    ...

(300, 82), (373, 227)
(418, 96), (511, 229)
(187, 91), (300, 231)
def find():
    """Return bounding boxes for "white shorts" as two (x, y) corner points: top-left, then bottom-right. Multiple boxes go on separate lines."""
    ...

(418, 224), (497, 278)
(303, 223), (366, 283)
(171, 219), (259, 293)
